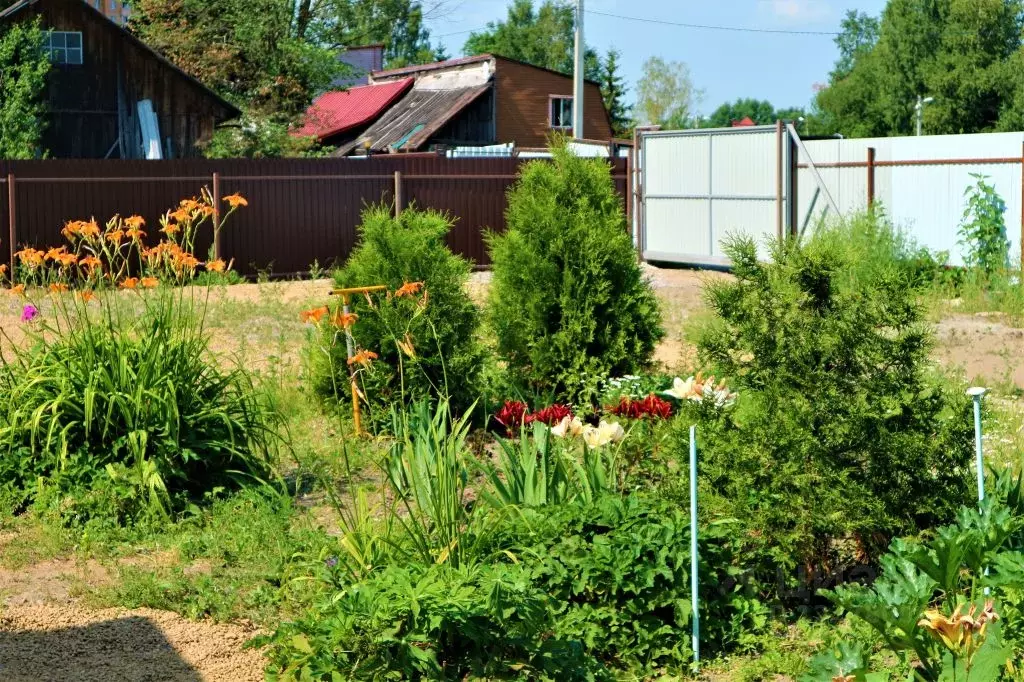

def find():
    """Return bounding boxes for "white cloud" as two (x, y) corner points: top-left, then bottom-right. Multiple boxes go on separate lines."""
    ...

(759, 0), (832, 23)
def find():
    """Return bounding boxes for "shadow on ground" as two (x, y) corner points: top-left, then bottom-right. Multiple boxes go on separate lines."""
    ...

(0, 614), (202, 682)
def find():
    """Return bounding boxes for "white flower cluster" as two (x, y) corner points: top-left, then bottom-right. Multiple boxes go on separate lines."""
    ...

(663, 373), (737, 408)
(550, 415), (625, 449)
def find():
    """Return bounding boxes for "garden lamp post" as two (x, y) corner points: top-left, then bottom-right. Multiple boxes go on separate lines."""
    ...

(967, 386), (987, 501)
(914, 95), (934, 136)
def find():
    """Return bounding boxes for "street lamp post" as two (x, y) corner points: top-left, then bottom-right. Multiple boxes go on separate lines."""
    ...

(914, 95), (934, 136)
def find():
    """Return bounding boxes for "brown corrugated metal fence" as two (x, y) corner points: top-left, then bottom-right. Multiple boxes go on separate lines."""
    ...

(0, 156), (628, 275)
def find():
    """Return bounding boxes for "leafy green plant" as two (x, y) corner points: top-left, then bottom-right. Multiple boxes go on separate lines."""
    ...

(821, 477), (1024, 680)
(264, 562), (601, 681)
(308, 205), (484, 421)
(674, 235), (974, 573)
(487, 141), (663, 405)
(0, 289), (281, 524)
(480, 421), (575, 508)
(960, 173), (1010, 277)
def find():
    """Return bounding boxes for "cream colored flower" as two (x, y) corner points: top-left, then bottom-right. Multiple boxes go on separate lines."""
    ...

(663, 376), (696, 400)
(550, 415), (583, 438)
(582, 420), (626, 448)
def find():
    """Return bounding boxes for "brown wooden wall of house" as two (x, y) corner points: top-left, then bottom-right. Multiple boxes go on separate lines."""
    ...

(18, 0), (234, 158)
(493, 57), (612, 147)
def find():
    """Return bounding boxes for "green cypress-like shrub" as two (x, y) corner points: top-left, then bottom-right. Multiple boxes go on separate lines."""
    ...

(308, 205), (483, 419)
(667, 235), (974, 575)
(487, 143), (663, 405)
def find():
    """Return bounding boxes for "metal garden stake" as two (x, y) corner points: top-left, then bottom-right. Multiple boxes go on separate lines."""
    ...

(967, 386), (987, 502)
(689, 424), (700, 667)
(331, 285), (387, 435)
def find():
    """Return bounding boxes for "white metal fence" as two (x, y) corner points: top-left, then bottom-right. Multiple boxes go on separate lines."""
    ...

(638, 127), (1024, 267)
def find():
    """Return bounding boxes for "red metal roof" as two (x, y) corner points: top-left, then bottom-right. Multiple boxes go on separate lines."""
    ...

(297, 78), (413, 141)
(731, 116), (756, 127)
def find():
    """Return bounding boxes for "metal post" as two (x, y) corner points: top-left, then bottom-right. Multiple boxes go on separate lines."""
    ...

(6, 174), (15, 277)
(572, 0), (584, 140)
(689, 424), (700, 666)
(775, 120), (784, 239)
(1019, 142), (1023, 261)
(788, 131), (799, 237)
(968, 387), (986, 502)
(394, 171), (403, 216)
(343, 294), (361, 435)
(212, 171), (222, 260)
(867, 147), (876, 209)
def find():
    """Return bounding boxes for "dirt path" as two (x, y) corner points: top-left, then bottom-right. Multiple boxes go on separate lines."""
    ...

(0, 604), (264, 682)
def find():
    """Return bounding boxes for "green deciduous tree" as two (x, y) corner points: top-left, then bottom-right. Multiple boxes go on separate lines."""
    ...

(463, 0), (601, 80)
(634, 56), (702, 129)
(815, 0), (1024, 137)
(332, 0), (446, 68)
(600, 48), (629, 137)
(0, 19), (51, 159)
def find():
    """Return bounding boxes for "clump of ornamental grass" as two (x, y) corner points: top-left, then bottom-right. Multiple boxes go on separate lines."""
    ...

(0, 193), (281, 525)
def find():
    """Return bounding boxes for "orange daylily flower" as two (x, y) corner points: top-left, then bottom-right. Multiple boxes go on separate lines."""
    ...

(79, 219), (101, 238)
(120, 277), (139, 290)
(332, 311), (358, 329)
(347, 349), (378, 367)
(300, 306), (329, 324)
(79, 290), (96, 303)
(10, 284), (25, 296)
(160, 223), (181, 236)
(125, 226), (146, 241)
(45, 246), (67, 261)
(15, 248), (45, 268)
(79, 255), (102, 270)
(223, 193), (248, 208)
(141, 276), (159, 289)
(48, 282), (69, 293)
(169, 207), (191, 223)
(397, 332), (416, 358)
(0, 264), (7, 277)
(206, 259), (226, 273)
(106, 229), (125, 244)
(54, 252), (77, 268)
(394, 281), (424, 298)
(124, 215), (145, 229)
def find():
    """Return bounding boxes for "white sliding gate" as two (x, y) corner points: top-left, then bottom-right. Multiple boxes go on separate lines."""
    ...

(638, 125), (794, 266)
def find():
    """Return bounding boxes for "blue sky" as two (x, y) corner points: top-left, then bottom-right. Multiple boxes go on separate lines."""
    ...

(424, 0), (888, 115)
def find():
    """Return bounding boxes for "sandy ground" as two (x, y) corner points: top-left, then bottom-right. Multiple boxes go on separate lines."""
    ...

(2, 266), (1024, 679)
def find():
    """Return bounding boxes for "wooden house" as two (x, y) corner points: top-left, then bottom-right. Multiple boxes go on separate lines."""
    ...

(0, 0), (239, 158)
(300, 54), (613, 155)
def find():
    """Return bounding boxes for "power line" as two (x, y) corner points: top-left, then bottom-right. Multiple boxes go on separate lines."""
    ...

(584, 9), (840, 37)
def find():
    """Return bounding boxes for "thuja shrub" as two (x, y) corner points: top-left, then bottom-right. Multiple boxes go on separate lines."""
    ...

(308, 205), (483, 418)
(0, 290), (280, 524)
(487, 142), (663, 406)
(671, 236), (974, 575)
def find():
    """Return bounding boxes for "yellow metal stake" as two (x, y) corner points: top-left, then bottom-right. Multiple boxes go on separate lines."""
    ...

(330, 285), (387, 436)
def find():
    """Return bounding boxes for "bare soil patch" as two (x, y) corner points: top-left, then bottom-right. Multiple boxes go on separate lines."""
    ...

(0, 604), (264, 682)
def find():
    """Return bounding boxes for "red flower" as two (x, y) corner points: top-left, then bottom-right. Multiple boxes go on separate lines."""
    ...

(607, 394), (673, 420)
(494, 400), (529, 435)
(526, 404), (574, 426)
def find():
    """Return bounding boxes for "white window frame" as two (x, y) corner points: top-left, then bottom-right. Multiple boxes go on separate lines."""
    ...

(549, 95), (573, 130)
(45, 31), (83, 65)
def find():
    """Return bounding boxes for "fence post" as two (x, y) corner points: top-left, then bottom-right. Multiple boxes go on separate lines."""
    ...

(6, 174), (15, 277)
(394, 171), (403, 216)
(775, 120), (784, 238)
(212, 171), (222, 261)
(867, 147), (876, 210)
(788, 130), (799, 237)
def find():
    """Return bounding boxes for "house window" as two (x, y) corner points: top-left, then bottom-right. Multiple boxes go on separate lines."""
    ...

(45, 31), (83, 65)
(550, 96), (573, 129)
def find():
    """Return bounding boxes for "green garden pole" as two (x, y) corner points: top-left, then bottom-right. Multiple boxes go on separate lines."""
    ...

(689, 424), (700, 666)
(968, 387), (987, 502)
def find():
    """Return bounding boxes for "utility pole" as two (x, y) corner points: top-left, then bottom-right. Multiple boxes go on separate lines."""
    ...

(573, 0), (584, 140)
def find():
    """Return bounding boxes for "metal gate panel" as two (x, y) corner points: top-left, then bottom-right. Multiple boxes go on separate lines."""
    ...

(640, 125), (789, 266)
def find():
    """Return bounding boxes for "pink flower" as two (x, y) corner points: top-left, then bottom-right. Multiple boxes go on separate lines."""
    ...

(21, 304), (38, 322)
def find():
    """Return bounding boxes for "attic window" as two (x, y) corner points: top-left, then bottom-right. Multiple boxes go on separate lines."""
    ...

(45, 32), (83, 65)
(550, 96), (573, 129)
